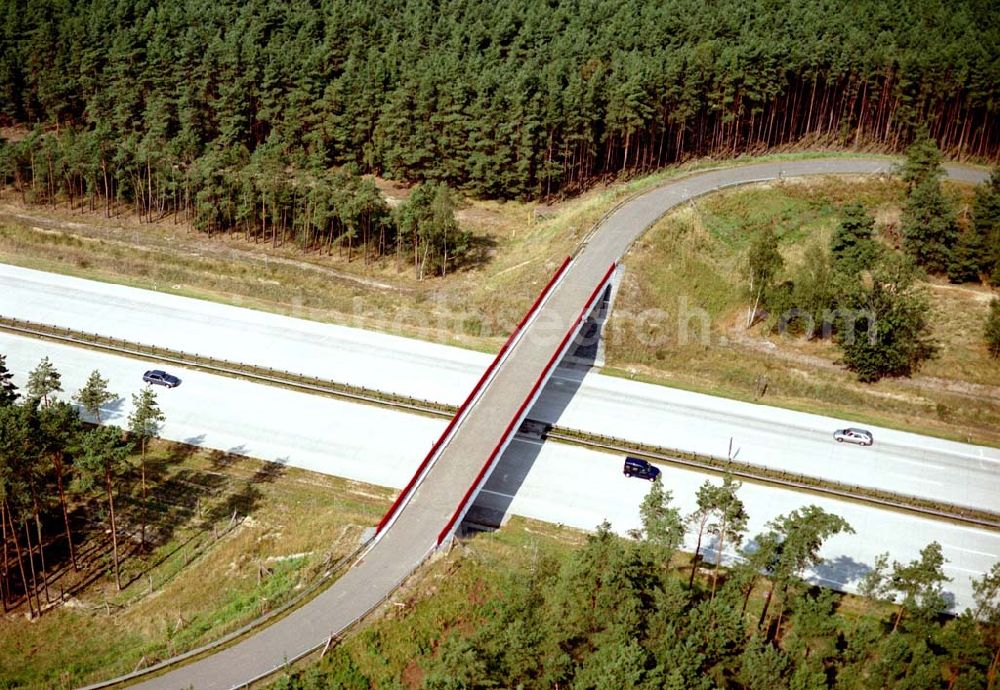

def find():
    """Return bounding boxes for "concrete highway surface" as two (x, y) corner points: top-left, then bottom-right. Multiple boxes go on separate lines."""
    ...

(2, 333), (996, 615)
(1, 159), (994, 689)
(4, 216), (999, 511)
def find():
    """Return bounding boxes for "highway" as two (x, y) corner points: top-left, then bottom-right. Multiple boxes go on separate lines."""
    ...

(3, 332), (997, 614)
(3, 257), (999, 512)
(1, 158), (994, 689)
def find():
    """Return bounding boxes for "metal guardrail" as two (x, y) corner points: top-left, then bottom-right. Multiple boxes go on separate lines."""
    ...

(374, 256), (572, 536)
(547, 430), (1000, 530)
(5, 314), (998, 533)
(0, 315), (451, 417)
(79, 535), (376, 690)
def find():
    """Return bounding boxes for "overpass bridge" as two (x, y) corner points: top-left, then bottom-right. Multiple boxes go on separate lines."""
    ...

(119, 158), (987, 689)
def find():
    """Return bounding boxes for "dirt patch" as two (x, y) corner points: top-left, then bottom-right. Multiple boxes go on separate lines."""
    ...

(728, 325), (1000, 401)
(927, 281), (996, 304)
(0, 125), (30, 142)
(0, 201), (408, 293)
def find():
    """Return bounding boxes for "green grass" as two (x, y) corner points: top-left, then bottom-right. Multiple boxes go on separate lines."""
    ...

(266, 514), (929, 690)
(1, 153), (996, 444)
(607, 175), (1000, 447)
(0, 152), (916, 357)
(0, 441), (392, 689)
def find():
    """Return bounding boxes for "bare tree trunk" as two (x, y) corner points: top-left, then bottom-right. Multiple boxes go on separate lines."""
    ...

(688, 520), (707, 588)
(746, 283), (763, 329)
(740, 575), (759, 616)
(32, 496), (50, 603)
(771, 585), (789, 642)
(105, 471), (122, 591)
(140, 438), (147, 549)
(22, 518), (41, 615)
(1, 501), (9, 612)
(711, 513), (728, 601)
(413, 229), (419, 279)
(146, 158), (153, 223)
(986, 644), (999, 690)
(419, 241), (430, 281)
(53, 452), (77, 570)
(5, 502), (33, 616)
(757, 582), (775, 630)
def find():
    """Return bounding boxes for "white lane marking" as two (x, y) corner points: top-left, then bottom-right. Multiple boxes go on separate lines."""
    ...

(947, 566), (990, 575)
(886, 455), (948, 471)
(942, 545), (1000, 559)
(511, 437), (545, 447)
(886, 472), (943, 486)
(479, 489), (514, 499)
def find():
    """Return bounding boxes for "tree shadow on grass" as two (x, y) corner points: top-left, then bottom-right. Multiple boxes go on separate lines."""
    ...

(456, 234), (498, 273)
(16, 446), (292, 609)
(203, 458), (287, 527)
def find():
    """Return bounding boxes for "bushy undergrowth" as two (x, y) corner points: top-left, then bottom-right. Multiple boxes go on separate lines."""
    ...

(272, 520), (999, 690)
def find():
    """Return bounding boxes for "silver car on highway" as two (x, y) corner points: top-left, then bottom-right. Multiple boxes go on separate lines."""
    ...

(833, 427), (873, 446)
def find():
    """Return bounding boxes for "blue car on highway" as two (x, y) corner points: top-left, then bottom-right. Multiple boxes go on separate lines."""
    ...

(143, 369), (181, 388)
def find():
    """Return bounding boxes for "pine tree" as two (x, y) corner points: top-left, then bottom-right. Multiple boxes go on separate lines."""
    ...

(890, 541), (951, 631)
(830, 202), (879, 275)
(837, 254), (937, 382)
(73, 369), (116, 423)
(0, 402), (43, 615)
(902, 179), (959, 274)
(972, 169), (1000, 284)
(949, 224), (989, 283)
(636, 476), (684, 556)
(744, 227), (784, 327)
(74, 425), (131, 590)
(0, 354), (17, 406)
(128, 386), (165, 549)
(26, 357), (61, 406)
(757, 505), (854, 639)
(687, 481), (720, 587)
(899, 126), (944, 191)
(38, 402), (82, 571)
(707, 474), (748, 599)
(985, 299), (1000, 359)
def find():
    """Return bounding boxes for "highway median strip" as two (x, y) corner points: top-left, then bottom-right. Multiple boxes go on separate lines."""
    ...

(4, 315), (999, 532)
(0, 315), (454, 416)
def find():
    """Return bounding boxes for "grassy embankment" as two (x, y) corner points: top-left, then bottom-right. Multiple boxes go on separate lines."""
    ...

(605, 175), (1000, 446)
(0, 441), (390, 689)
(1, 153), (996, 445)
(0, 152), (882, 353)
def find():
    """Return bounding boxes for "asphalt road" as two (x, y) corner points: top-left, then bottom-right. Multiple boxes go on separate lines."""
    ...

(1, 158), (993, 689)
(3, 333), (995, 614)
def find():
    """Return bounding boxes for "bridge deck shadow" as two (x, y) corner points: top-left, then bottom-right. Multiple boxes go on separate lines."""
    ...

(466, 284), (612, 531)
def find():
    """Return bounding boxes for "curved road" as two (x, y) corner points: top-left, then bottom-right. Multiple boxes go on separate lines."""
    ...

(3, 168), (996, 514)
(26, 158), (986, 689)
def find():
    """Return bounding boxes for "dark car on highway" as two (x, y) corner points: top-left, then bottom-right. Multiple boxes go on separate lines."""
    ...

(143, 369), (181, 388)
(624, 456), (660, 480)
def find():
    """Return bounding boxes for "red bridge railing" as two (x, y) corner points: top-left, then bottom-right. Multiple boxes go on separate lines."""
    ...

(436, 261), (617, 544)
(374, 256), (572, 534)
